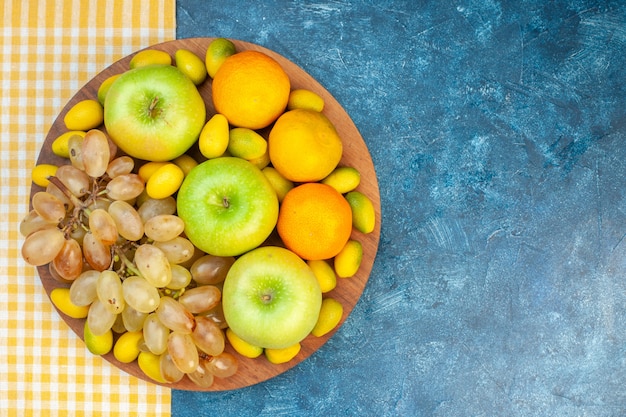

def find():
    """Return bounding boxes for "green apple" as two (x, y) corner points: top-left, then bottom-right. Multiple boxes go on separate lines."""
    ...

(176, 157), (279, 257)
(222, 246), (322, 349)
(103, 64), (206, 161)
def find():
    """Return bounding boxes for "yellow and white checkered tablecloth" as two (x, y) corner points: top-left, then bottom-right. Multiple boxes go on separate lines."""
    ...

(1, 1), (175, 415)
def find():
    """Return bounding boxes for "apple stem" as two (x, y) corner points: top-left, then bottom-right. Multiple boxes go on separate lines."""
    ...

(222, 197), (230, 208)
(148, 96), (160, 117)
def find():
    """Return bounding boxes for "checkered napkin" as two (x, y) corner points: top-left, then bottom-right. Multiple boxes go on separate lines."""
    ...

(0, 1), (175, 415)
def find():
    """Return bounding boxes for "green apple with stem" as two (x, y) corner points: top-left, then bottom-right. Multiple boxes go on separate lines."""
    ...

(176, 157), (279, 257)
(222, 246), (322, 349)
(103, 64), (206, 161)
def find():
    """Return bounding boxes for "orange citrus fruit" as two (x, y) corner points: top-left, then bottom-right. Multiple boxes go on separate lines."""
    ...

(268, 109), (343, 182)
(212, 50), (290, 130)
(277, 182), (352, 261)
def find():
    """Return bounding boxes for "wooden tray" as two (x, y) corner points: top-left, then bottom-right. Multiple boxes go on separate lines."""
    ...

(32, 38), (381, 391)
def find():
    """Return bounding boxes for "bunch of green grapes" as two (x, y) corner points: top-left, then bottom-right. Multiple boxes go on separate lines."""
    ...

(20, 128), (238, 387)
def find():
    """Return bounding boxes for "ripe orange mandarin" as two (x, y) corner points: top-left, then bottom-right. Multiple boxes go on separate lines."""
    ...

(212, 50), (290, 130)
(277, 182), (352, 261)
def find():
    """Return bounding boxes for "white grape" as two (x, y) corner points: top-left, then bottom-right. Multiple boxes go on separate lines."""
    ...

(144, 214), (185, 242)
(122, 276), (160, 313)
(21, 228), (65, 266)
(137, 196), (177, 223)
(82, 129), (110, 178)
(134, 244), (172, 287)
(89, 208), (118, 246)
(156, 296), (195, 334)
(153, 236), (195, 264)
(87, 299), (117, 336)
(106, 156), (134, 178)
(96, 270), (125, 314)
(167, 331), (199, 374)
(69, 270), (100, 306)
(167, 264), (192, 290)
(143, 313), (169, 355)
(122, 304), (148, 332)
(107, 200), (144, 241)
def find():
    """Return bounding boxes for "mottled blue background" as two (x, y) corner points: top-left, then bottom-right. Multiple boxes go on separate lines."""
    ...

(173, 1), (626, 416)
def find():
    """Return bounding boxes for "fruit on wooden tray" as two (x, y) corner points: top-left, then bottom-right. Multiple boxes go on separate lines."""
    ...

(21, 38), (378, 389)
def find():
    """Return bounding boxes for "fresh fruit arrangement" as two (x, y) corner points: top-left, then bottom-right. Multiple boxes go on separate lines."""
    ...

(20, 38), (379, 391)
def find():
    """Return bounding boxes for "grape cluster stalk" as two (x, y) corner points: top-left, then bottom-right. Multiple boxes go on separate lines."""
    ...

(20, 128), (238, 387)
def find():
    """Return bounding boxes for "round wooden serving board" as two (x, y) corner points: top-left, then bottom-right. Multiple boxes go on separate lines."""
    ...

(32, 38), (381, 391)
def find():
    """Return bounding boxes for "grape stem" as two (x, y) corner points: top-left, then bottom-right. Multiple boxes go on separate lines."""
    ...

(113, 244), (142, 278)
(47, 176), (89, 240)
(48, 176), (145, 280)
(47, 176), (86, 209)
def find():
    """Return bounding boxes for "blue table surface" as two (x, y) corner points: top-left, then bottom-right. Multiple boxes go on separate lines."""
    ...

(173, 1), (626, 416)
